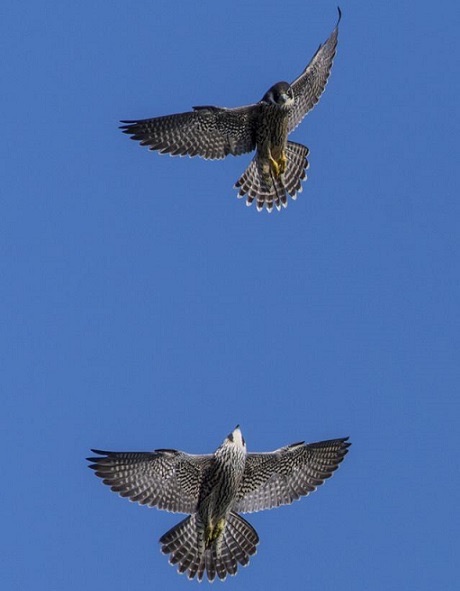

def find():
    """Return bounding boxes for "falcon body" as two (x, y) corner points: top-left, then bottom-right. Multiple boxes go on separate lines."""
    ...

(121, 9), (341, 212)
(88, 427), (350, 581)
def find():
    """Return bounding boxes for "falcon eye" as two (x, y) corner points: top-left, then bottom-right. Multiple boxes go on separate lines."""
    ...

(242, 436), (246, 447)
(228, 432), (234, 442)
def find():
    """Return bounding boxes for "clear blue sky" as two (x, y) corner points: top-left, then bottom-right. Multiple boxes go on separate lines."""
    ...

(2, 1), (458, 589)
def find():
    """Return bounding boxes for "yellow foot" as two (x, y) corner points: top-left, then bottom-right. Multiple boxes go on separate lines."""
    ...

(279, 151), (287, 174)
(205, 519), (226, 548)
(269, 151), (287, 178)
(269, 156), (281, 178)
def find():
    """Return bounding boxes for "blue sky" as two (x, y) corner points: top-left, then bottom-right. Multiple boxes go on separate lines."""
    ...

(2, 1), (458, 589)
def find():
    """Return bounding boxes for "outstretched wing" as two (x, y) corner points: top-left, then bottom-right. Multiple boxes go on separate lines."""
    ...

(120, 103), (260, 160)
(234, 437), (350, 513)
(288, 8), (341, 133)
(88, 449), (213, 514)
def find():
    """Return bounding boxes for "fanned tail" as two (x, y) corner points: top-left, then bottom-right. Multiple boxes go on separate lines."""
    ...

(159, 512), (259, 582)
(234, 141), (310, 212)
(160, 515), (203, 579)
(221, 512), (259, 569)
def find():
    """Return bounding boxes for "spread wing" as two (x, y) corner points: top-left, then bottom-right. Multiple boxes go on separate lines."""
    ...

(120, 103), (260, 160)
(88, 449), (213, 514)
(288, 8), (341, 133)
(234, 437), (350, 513)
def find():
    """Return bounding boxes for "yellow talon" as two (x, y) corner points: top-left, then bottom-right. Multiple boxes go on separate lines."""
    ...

(205, 519), (226, 548)
(279, 151), (287, 174)
(269, 156), (281, 178)
(269, 151), (287, 178)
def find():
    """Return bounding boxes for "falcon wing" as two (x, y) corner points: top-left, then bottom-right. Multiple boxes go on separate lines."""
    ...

(88, 449), (213, 514)
(288, 8), (341, 133)
(234, 437), (350, 513)
(120, 103), (260, 160)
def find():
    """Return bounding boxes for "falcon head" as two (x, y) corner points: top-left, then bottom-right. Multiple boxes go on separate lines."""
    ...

(261, 82), (294, 108)
(227, 425), (246, 448)
(222, 425), (246, 450)
(214, 426), (247, 466)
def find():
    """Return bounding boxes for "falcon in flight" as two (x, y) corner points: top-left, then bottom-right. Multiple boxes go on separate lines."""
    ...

(120, 9), (341, 212)
(88, 426), (350, 581)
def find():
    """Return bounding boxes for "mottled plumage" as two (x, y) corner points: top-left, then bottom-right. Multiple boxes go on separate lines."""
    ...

(120, 9), (341, 212)
(88, 427), (350, 581)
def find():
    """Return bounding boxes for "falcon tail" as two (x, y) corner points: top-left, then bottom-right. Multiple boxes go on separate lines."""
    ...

(235, 141), (310, 212)
(160, 512), (259, 582)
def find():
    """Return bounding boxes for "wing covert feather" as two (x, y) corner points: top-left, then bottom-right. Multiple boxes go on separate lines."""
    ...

(88, 449), (213, 514)
(120, 104), (259, 160)
(234, 437), (350, 513)
(288, 9), (341, 133)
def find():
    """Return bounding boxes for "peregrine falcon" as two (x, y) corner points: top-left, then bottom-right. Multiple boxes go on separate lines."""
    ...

(120, 9), (341, 212)
(88, 427), (350, 581)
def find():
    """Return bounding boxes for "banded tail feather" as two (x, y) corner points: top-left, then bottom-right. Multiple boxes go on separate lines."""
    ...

(235, 141), (309, 212)
(160, 512), (259, 581)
